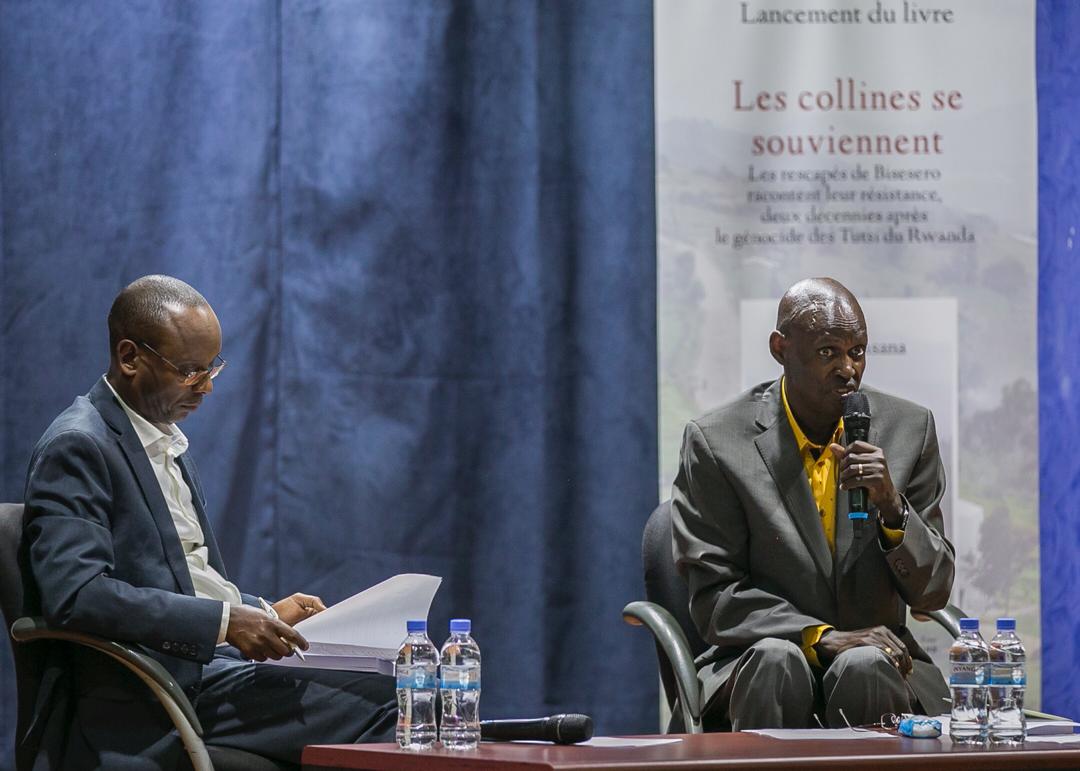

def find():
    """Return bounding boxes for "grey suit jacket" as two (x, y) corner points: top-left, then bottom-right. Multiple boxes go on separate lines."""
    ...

(671, 380), (955, 712)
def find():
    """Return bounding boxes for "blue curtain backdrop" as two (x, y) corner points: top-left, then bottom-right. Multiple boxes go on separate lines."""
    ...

(0, 1), (657, 765)
(1037, 0), (1080, 724)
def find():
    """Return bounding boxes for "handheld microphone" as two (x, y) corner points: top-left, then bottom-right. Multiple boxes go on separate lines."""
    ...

(842, 391), (871, 535)
(479, 713), (594, 744)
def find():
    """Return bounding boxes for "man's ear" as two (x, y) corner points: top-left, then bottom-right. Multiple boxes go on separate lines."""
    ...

(115, 340), (139, 377)
(768, 330), (786, 366)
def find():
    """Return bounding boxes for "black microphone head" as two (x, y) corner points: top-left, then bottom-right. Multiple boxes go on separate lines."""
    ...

(552, 713), (594, 744)
(842, 390), (870, 419)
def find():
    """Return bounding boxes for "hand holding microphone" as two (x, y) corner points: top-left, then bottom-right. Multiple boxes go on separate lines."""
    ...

(830, 392), (905, 531)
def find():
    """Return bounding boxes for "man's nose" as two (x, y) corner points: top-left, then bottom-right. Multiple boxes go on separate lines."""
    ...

(837, 357), (856, 379)
(193, 375), (214, 395)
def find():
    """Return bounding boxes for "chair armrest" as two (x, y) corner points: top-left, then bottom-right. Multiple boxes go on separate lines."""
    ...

(622, 600), (702, 733)
(911, 603), (965, 639)
(11, 616), (213, 771)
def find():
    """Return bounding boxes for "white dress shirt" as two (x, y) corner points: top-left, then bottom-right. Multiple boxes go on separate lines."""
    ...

(104, 377), (238, 643)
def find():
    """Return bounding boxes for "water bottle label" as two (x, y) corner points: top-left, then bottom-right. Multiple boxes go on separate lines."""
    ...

(989, 662), (1025, 686)
(950, 663), (987, 685)
(990, 674), (1026, 686)
(395, 667), (437, 689)
(440, 669), (481, 690)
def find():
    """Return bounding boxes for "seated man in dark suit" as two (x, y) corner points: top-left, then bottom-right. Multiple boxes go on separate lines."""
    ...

(23, 275), (396, 769)
(671, 277), (955, 731)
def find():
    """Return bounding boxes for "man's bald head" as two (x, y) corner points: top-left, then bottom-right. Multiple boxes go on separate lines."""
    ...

(769, 278), (868, 442)
(106, 275), (222, 427)
(776, 277), (865, 337)
(107, 275), (210, 354)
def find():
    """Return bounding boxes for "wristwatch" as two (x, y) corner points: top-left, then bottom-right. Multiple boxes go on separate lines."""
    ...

(894, 498), (910, 531)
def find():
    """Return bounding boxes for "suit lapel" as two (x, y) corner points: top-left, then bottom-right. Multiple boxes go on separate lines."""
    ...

(88, 378), (197, 596)
(753, 383), (834, 583)
(177, 454), (227, 578)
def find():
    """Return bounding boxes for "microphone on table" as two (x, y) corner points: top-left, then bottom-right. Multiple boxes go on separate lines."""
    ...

(842, 391), (871, 537)
(480, 713), (594, 744)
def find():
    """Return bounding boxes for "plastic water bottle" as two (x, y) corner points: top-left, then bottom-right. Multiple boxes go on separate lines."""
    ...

(439, 618), (482, 749)
(989, 617), (1026, 744)
(949, 617), (989, 744)
(395, 620), (438, 749)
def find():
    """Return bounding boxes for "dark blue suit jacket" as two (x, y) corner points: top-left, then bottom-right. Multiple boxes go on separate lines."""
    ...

(22, 377), (254, 768)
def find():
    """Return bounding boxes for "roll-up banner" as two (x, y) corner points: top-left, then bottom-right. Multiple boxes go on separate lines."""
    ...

(656, 0), (1038, 701)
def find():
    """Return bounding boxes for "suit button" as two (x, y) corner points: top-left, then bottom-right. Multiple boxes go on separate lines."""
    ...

(163, 642), (172, 651)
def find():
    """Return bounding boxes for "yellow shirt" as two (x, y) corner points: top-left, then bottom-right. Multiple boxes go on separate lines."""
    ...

(781, 378), (844, 553)
(781, 379), (904, 667)
(780, 379), (839, 667)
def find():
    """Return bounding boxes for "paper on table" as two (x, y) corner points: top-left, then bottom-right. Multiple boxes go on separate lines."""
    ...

(1027, 719), (1080, 736)
(264, 573), (441, 673)
(579, 737), (683, 748)
(745, 728), (899, 740)
(1024, 733), (1080, 744)
(936, 716), (1080, 737)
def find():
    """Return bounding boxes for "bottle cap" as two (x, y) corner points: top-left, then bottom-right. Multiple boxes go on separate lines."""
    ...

(406, 620), (427, 634)
(996, 617), (1016, 630)
(959, 617), (980, 631)
(449, 618), (472, 633)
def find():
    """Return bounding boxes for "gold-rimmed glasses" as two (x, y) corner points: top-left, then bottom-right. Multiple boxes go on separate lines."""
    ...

(137, 341), (226, 386)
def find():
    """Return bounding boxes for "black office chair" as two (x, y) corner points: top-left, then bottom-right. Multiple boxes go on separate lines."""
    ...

(0, 502), (290, 771)
(622, 499), (969, 734)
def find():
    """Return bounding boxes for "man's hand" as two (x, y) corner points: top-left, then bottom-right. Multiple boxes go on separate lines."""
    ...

(814, 626), (913, 676)
(226, 603), (309, 662)
(272, 592), (326, 625)
(829, 440), (905, 527)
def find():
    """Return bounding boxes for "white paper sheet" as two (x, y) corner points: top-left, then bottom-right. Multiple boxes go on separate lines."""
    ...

(579, 737), (683, 748)
(262, 573), (441, 673)
(936, 716), (1080, 738)
(1024, 733), (1080, 744)
(294, 573), (442, 648)
(745, 728), (899, 740)
(1027, 720), (1080, 736)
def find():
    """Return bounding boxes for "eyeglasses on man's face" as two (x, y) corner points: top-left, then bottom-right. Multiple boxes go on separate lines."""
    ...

(136, 341), (226, 387)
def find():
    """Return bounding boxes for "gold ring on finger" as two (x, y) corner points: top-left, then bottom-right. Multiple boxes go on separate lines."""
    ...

(884, 646), (893, 655)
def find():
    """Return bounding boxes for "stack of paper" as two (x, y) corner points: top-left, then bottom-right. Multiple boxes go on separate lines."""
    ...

(264, 573), (441, 675)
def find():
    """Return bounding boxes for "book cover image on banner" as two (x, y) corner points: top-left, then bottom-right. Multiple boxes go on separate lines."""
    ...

(656, 0), (1037, 700)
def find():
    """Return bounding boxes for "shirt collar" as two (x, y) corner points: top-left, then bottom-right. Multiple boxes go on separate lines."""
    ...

(103, 375), (188, 458)
(781, 376), (844, 453)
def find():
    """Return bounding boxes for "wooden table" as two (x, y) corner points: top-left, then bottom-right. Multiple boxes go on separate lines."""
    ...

(302, 733), (1080, 770)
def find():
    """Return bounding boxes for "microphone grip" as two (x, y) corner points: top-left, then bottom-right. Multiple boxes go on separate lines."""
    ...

(846, 428), (870, 535)
(850, 487), (868, 515)
(849, 487), (869, 535)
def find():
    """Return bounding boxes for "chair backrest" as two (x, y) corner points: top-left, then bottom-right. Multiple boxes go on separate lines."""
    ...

(641, 500), (708, 709)
(0, 502), (45, 771)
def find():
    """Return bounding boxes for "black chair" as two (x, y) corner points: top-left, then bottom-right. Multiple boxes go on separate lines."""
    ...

(0, 502), (290, 771)
(622, 499), (969, 734)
